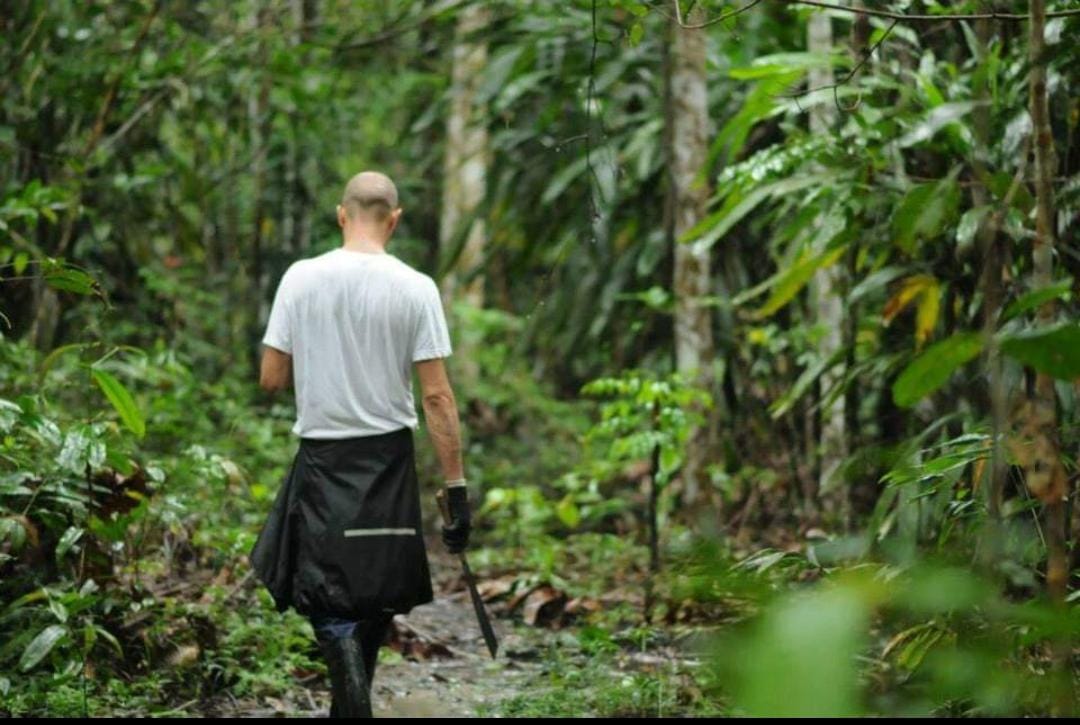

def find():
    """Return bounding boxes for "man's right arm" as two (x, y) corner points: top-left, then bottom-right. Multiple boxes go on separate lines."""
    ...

(415, 358), (464, 481)
(416, 357), (470, 553)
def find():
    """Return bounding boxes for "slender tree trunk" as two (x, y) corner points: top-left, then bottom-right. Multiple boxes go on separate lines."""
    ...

(1027, 0), (1068, 609)
(283, 2), (300, 255)
(644, 405), (661, 624)
(807, 8), (846, 523)
(248, 3), (272, 376)
(440, 4), (489, 311)
(1023, 0), (1067, 596)
(842, 1), (864, 507)
(280, 0), (316, 255)
(972, 15), (1008, 569)
(667, 0), (715, 513)
(1026, 13), (1072, 708)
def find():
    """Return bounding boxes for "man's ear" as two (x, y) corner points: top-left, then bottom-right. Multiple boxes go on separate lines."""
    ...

(337, 205), (347, 228)
(388, 207), (403, 233)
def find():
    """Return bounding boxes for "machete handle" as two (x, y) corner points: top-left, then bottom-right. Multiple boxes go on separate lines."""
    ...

(435, 487), (453, 525)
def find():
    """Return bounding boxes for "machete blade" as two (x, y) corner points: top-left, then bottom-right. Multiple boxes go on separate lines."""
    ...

(436, 488), (499, 659)
(460, 554), (499, 658)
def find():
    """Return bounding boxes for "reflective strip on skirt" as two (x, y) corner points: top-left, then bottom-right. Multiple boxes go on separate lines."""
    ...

(344, 528), (417, 537)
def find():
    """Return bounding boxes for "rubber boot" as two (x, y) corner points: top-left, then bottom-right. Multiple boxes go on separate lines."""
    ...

(319, 634), (373, 718)
(355, 616), (391, 689)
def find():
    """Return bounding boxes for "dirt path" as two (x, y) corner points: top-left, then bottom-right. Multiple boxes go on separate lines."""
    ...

(370, 589), (541, 718)
(228, 539), (546, 718)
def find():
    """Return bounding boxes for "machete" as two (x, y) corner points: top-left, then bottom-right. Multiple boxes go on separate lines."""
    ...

(436, 487), (499, 659)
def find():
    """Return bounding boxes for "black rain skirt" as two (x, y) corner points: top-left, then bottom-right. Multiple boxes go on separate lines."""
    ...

(249, 426), (433, 620)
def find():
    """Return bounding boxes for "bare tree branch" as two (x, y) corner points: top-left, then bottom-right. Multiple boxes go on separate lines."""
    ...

(671, 0), (1080, 27)
(779, 0), (1080, 22)
(782, 18), (898, 110)
(672, 0), (765, 29)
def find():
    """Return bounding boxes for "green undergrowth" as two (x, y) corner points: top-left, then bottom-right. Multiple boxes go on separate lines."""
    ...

(485, 626), (728, 718)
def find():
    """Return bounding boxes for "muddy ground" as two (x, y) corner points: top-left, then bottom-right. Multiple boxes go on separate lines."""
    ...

(211, 539), (551, 718)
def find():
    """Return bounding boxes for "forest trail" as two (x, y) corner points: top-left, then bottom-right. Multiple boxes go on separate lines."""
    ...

(5, 1), (1076, 717)
(221, 539), (545, 718)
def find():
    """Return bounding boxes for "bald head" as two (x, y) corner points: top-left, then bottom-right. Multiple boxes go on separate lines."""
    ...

(340, 171), (399, 222)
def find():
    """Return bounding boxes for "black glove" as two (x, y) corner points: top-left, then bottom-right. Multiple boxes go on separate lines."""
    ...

(441, 485), (471, 554)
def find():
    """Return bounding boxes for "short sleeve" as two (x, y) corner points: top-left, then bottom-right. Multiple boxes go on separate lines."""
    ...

(262, 267), (294, 354)
(412, 278), (452, 362)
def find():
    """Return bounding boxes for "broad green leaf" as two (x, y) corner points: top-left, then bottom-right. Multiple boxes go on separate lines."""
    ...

(728, 52), (830, 81)
(1002, 279), (1072, 322)
(896, 101), (977, 148)
(986, 171), (1034, 213)
(540, 157), (587, 205)
(770, 357), (828, 419)
(55, 526), (83, 561)
(892, 333), (984, 407)
(728, 579), (876, 716)
(711, 71), (802, 164)
(38, 343), (91, 382)
(955, 206), (989, 251)
(58, 428), (91, 474)
(94, 625), (123, 656)
(556, 495), (580, 528)
(0, 398), (21, 433)
(892, 184), (936, 253)
(0, 517), (27, 551)
(44, 268), (95, 295)
(891, 173), (960, 254)
(19, 624), (67, 672)
(492, 70), (550, 114)
(48, 598), (68, 624)
(2, 588), (47, 620)
(897, 627), (945, 672)
(476, 47), (524, 105)
(91, 368), (146, 438)
(755, 245), (847, 318)
(659, 444), (679, 475)
(849, 266), (909, 303)
(1000, 323), (1080, 380)
(687, 174), (833, 251)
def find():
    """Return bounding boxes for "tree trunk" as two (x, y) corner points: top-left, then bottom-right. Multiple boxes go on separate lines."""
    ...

(1027, 0), (1068, 610)
(972, 15), (1009, 570)
(283, 1), (300, 256)
(807, 8), (847, 523)
(248, 3), (272, 376)
(293, 0), (315, 254)
(667, 0), (714, 511)
(439, 4), (490, 311)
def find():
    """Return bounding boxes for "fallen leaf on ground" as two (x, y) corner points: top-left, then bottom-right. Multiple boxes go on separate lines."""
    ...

(522, 585), (567, 627)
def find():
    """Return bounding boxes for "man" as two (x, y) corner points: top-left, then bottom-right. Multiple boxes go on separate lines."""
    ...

(249, 171), (472, 718)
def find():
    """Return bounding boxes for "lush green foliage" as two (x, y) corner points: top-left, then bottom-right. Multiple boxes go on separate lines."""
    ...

(1, 0), (1077, 717)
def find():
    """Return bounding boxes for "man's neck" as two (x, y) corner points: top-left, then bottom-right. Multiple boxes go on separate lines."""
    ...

(340, 234), (389, 254)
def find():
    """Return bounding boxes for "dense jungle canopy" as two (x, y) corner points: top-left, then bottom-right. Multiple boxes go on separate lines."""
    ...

(1, 0), (1079, 717)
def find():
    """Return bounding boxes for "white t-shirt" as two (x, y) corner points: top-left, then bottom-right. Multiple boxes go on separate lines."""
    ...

(262, 247), (453, 439)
